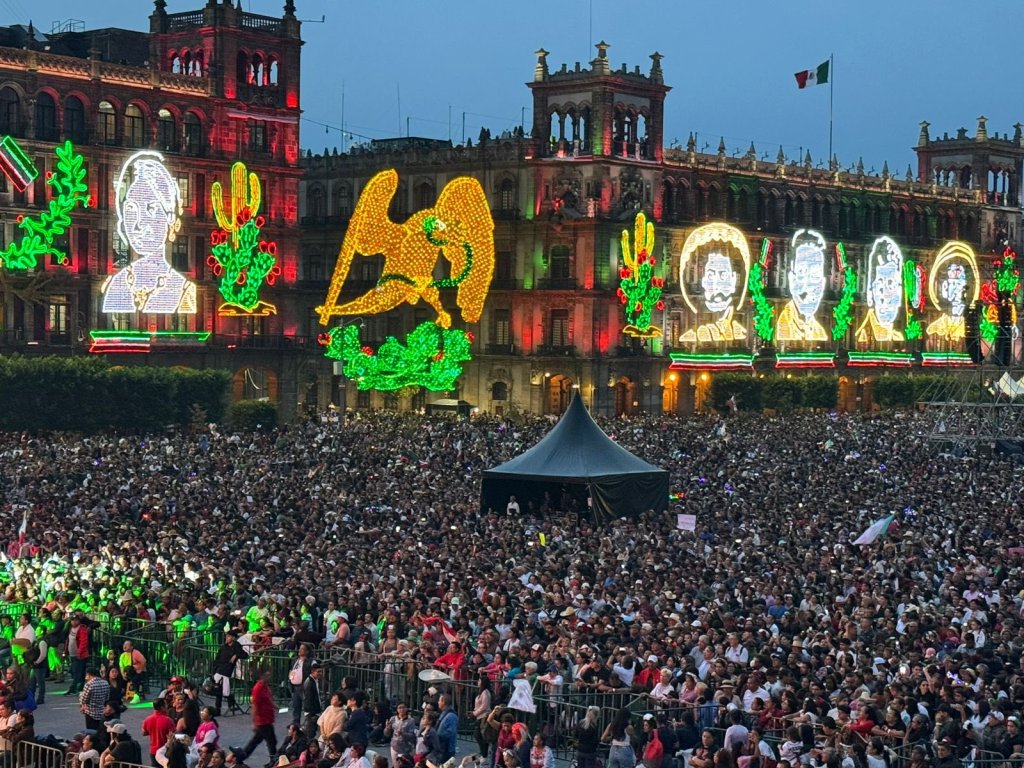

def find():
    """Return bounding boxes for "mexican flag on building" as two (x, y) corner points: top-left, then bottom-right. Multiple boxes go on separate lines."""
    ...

(794, 60), (830, 89)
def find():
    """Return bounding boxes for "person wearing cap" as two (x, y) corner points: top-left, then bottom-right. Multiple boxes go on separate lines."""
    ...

(212, 629), (248, 717)
(634, 655), (662, 692)
(104, 722), (144, 766)
(933, 737), (959, 768)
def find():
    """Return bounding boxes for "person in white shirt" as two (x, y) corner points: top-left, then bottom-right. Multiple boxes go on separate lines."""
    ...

(611, 651), (635, 688)
(742, 675), (771, 712)
(649, 668), (677, 706)
(724, 634), (749, 664)
(506, 496), (520, 515)
(14, 614), (35, 646)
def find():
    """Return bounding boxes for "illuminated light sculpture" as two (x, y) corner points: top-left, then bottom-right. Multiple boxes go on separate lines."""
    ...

(925, 241), (979, 342)
(88, 329), (211, 354)
(978, 248), (1020, 346)
(0, 140), (89, 271)
(317, 169), (494, 328)
(668, 352), (755, 370)
(902, 257), (927, 341)
(775, 351), (836, 369)
(0, 135), (38, 191)
(921, 351), (974, 367)
(776, 230), (829, 342)
(831, 243), (857, 341)
(316, 169), (494, 390)
(207, 162), (280, 316)
(856, 236), (904, 344)
(678, 223), (750, 343)
(749, 239), (774, 343)
(617, 211), (664, 338)
(847, 350), (914, 367)
(101, 151), (196, 314)
(319, 322), (473, 391)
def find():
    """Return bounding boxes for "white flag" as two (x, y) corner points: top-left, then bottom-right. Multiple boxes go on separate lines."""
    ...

(852, 514), (894, 546)
(508, 678), (536, 713)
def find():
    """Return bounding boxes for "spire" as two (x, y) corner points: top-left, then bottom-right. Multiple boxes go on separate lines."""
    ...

(284, 0), (296, 17)
(776, 146), (786, 164)
(856, 157), (864, 175)
(804, 150), (812, 170)
(905, 164), (914, 182)
(649, 52), (663, 84)
(882, 160), (890, 179)
(745, 141), (756, 160)
(717, 136), (726, 155)
(154, 0), (167, 12)
(976, 115), (988, 141)
(686, 132), (695, 153)
(917, 120), (930, 147)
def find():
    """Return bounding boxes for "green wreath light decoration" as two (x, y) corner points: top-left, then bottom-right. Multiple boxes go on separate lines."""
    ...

(831, 243), (857, 341)
(749, 238), (775, 343)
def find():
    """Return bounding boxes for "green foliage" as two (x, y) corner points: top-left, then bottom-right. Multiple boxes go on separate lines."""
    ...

(763, 376), (802, 413)
(322, 321), (472, 391)
(871, 374), (949, 408)
(709, 372), (763, 412)
(0, 357), (228, 432)
(800, 375), (839, 409)
(0, 141), (90, 270)
(227, 399), (278, 431)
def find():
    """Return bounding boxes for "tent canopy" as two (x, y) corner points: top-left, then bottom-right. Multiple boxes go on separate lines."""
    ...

(481, 392), (669, 522)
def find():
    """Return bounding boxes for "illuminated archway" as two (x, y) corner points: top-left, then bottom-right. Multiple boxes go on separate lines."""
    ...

(232, 367), (279, 402)
(546, 374), (573, 415)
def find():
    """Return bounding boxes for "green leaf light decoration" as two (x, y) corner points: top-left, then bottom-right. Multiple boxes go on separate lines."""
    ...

(902, 258), (926, 341)
(831, 243), (857, 341)
(748, 238), (775, 343)
(0, 140), (90, 270)
(617, 212), (664, 338)
(320, 321), (473, 391)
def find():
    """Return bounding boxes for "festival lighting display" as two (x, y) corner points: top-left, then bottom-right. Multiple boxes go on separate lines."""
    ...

(749, 239), (774, 343)
(776, 229), (829, 343)
(88, 330), (211, 354)
(102, 151), (196, 314)
(925, 241), (979, 342)
(847, 351), (914, 367)
(678, 223), (750, 344)
(831, 243), (857, 341)
(0, 134), (38, 191)
(978, 249), (1020, 346)
(775, 351), (836, 369)
(920, 351), (974, 367)
(902, 257), (927, 341)
(668, 352), (755, 370)
(856, 236), (904, 344)
(319, 322), (473, 391)
(617, 211), (664, 338)
(208, 162), (280, 316)
(0, 140), (90, 271)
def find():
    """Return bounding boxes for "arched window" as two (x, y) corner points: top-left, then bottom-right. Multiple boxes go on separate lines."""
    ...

(183, 112), (203, 156)
(415, 181), (434, 210)
(307, 186), (325, 218)
(251, 54), (264, 86)
(170, 52), (181, 74)
(157, 108), (177, 151)
(64, 96), (85, 142)
(34, 92), (56, 141)
(190, 50), (203, 77)
(0, 87), (21, 135)
(125, 104), (145, 148)
(268, 58), (279, 85)
(181, 51), (192, 76)
(97, 100), (116, 145)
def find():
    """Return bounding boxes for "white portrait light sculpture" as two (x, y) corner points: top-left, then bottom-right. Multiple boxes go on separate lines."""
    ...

(926, 241), (980, 342)
(102, 151), (196, 314)
(776, 229), (828, 342)
(856, 236), (904, 343)
(678, 223), (750, 344)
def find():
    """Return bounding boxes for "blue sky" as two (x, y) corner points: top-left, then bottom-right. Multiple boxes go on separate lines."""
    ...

(24, 0), (1024, 173)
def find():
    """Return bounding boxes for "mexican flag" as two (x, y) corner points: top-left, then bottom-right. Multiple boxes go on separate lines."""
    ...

(852, 513), (894, 546)
(795, 60), (830, 89)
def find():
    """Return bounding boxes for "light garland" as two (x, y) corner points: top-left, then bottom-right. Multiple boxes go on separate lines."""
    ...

(901, 257), (926, 341)
(319, 321), (472, 391)
(775, 351), (835, 368)
(102, 151), (196, 314)
(0, 134), (39, 191)
(207, 161), (280, 316)
(88, 329), (211, 354)
(749, 238), (774, 343)
(831, 243), (857, 341)
(617, 211), (664, 338)
(920, 351), (974, 367)
(847, 351), (914, 367)
(0, 140), (90, 271)
(668, 352), (755, 370)
(317, 169), (495, 329)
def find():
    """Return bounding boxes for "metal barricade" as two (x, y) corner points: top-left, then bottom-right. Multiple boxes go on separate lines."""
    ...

(13, 739), (66, 768)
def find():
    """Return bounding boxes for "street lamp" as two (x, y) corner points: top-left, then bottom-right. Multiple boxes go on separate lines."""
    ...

(327, 316), (364, 412)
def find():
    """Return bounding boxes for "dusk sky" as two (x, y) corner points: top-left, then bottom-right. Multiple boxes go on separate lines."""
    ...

(24, 0), (1024, 173)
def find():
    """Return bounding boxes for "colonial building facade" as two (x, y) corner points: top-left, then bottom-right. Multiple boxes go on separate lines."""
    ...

(0, 1), (320, 418)
(300, 44), (1021, 416)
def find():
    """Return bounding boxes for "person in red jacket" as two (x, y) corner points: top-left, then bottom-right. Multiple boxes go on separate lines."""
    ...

(237, 666), (277, 767)
(142, 698), (176, 767)
(64, 614), (90, 695)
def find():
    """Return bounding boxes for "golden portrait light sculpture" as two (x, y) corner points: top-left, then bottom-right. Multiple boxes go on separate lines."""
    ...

(926, 241), (980, 342)
(317, 169), (495, 392)
(316, 169), (494, 328)
(856, 236), (905, 344)
(678, 223), (750, 344)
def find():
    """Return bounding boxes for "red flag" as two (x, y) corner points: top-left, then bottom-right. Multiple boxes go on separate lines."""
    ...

(420, 615), (459, 644)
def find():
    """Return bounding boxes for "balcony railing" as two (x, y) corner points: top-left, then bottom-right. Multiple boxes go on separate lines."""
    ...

(485, 343), (515, 355)
(537, 278), (578, 290)
(537, 344), (576, 356)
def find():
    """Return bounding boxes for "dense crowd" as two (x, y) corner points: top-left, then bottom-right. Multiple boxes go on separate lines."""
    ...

(0, 407), (1022, 768)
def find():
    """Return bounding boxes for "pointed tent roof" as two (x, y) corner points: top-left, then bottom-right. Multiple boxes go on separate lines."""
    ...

(484, 392), (666, 482)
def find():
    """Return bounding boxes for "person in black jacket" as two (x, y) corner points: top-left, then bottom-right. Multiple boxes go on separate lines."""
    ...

(344, 691), (372, 747)
(300, 661), (324, 741)
(213, 629), (248, 716)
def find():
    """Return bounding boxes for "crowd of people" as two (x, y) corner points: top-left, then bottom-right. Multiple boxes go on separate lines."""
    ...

(0, 407), (1022, 768)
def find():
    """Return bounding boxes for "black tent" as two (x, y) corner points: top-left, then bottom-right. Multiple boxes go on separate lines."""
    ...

(481, 392), (669, 522)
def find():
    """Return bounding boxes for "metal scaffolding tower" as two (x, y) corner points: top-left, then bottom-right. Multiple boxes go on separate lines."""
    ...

(924, 365), (1024, 451)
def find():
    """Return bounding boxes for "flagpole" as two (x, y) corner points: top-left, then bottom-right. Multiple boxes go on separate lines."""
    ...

(828, 53), (834, 170)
